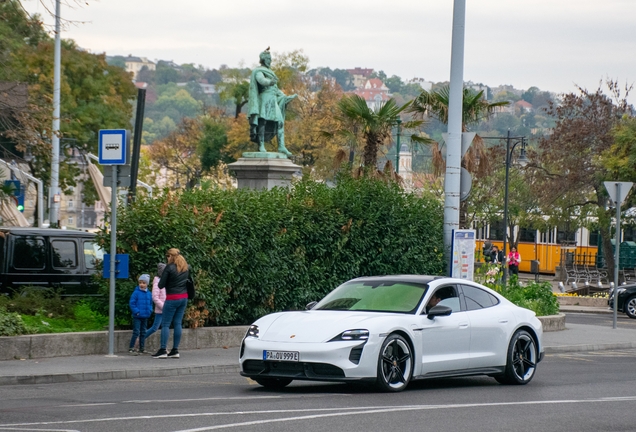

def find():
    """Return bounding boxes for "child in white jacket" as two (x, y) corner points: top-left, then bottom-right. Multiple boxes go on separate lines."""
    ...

(143, 263), (167, 345)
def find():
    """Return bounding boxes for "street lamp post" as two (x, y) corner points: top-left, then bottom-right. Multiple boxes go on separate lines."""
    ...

(395, 118), (402, 174)
(501, 130), (528, 285)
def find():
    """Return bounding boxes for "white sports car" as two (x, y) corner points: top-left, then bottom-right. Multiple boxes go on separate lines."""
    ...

(239, 275), (544, 392)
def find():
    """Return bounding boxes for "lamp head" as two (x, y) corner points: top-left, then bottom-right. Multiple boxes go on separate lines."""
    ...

(517, 148), (529, 167)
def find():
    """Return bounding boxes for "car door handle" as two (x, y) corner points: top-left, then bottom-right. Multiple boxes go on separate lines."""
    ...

(459, 322), (469, 329)
(498, 319), (508, 324)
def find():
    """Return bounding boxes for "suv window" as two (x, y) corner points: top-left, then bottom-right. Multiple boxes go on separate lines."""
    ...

(13, 236), (46, 269)
(462, 285), (499, 311)
(83, 241), (103, 269)
(52, 240), (77, 268)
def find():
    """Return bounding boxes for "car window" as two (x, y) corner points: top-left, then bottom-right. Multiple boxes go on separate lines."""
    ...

(425, 285), (461, 313)
(83, 241), (103, 269)
(314, 280), (429, 313)
(52, 240), (78, 268)
(13, 236), (46, 269)
(461, 285), (499, 311)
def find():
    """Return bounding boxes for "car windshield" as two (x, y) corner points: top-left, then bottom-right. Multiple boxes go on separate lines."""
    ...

(313, 280), (429, 314)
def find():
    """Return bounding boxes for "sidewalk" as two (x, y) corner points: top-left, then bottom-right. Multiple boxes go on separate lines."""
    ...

(1, 321), (635, 386)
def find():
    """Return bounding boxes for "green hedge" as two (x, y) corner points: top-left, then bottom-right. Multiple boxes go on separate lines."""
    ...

(96, 176), (445, 325)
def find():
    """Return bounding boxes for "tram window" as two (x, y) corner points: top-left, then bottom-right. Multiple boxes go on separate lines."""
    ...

(489, 220), (505, 240)
(519, 227), (536, 243)
(623, 226), (636, 242)
(557, 228), (576, 244)
(589, 231), (600, 246)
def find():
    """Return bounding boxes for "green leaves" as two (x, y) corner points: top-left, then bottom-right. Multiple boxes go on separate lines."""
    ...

(98, 177), (445, 325)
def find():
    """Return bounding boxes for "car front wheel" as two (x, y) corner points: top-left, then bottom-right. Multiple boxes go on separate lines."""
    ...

(253, 377), (293, 389)
(624, 295), (636, 319)
(495, 329), (537, 385)
(375, 333), (413, 392)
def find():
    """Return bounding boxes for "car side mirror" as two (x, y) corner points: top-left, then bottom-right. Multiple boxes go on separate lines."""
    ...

(427, 304), (452, 320)
(306, 301), (317, 310)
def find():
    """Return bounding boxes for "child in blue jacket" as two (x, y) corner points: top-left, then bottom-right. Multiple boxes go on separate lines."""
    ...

(129, 274), (153, 354)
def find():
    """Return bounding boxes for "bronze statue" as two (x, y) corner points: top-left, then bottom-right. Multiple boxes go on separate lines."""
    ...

(247, 48), (297, 156)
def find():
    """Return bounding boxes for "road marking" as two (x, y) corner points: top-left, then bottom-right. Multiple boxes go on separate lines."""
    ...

(121, 394), (349, 404)
(60, 403), (117, 407)
(3, 396), (636, 430)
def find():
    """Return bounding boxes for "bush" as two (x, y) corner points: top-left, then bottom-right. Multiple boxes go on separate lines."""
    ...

(95, 175), (446, 326)
(0, 307), (32, 336)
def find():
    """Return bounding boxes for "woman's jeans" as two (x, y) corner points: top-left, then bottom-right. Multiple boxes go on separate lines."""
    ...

(130, 317), (148, 350)
(160, 298), (187, 350)
(143, 313), (162, 342)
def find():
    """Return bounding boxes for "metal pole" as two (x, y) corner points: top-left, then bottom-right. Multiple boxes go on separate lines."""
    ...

(128, 89), (146, 203)
(444, 0), (466, 274)
(108, 165), (117, 356)
(502, 130), (511, 286)
(613, 183), (621, 329)
(395, 119), (402, 174)
(49, 0), (62, 228)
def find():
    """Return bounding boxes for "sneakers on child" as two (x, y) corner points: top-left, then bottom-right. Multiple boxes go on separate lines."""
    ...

(128, 348), (138, 356)
(167, 348), (179, 359)
(139, 348), (147, 355)
(152, 348), (168, 359)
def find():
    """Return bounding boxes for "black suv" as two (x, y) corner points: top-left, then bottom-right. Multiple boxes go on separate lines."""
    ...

(0, 227), (102, 295)
(608, 283), (636, 319)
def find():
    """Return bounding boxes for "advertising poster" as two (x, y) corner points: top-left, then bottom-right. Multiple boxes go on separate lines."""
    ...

(451, 229), (476, 280)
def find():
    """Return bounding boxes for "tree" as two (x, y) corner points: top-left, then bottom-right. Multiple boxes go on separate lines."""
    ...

(215, 68), (250, 119)
(408, 85), (509, 228)
(333, 95), (420, 171)
(536, 81), (633, 281)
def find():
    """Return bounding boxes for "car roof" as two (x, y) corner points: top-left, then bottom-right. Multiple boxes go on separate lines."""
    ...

(0, 227), (96, 238)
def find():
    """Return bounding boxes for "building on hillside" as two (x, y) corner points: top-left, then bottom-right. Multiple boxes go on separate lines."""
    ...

(406, 77), (433, 91)
(515, 100), (533, 113)
(176, 82), (217, 96)
(124, 56), (156, 80)
(353, 78), (391, 110)
(466, 82), (489, 99)
(346, 67), (374, 88)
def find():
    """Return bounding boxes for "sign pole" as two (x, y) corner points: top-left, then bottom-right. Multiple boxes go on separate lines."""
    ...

(108, 165), (118, 355)
(613, 183), (621, 329)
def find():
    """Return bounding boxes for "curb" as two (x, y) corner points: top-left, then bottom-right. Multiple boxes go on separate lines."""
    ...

(0, 364), (242, 386)
(545, 342), (636, 354)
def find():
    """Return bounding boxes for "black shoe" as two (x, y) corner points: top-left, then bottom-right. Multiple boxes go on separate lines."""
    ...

(167, 348), (179, 359)
(152, 348), (168, 359)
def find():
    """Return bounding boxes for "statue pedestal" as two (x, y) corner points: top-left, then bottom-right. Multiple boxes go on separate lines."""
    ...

(228, 154), (301, 190)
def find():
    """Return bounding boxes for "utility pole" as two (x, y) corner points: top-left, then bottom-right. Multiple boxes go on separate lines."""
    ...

(49, 0), (62, 228)
(444, 0), (466, 273)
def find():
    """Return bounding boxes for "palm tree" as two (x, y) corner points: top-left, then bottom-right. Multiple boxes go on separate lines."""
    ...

(408, 86), (509, 178)
(334, 95), (427, 172)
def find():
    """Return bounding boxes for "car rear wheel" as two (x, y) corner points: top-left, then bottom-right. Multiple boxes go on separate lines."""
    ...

(253, 377), (293, 389)
(375, 333), (413, 392)
(495, 329), (537, 385)
(625, 296), (636, 319)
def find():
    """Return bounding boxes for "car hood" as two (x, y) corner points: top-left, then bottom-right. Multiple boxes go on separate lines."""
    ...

(255, 310), (388, 343)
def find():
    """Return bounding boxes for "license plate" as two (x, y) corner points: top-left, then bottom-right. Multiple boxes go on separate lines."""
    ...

(263, 350), (299, 362)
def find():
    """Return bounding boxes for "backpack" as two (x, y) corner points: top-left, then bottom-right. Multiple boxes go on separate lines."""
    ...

(186, 270), (195, 300)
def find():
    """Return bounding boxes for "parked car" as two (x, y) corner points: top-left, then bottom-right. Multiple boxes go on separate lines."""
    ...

(0, 227), (103, 295)
(240, 275), (544, 392)
(608, 284), (636, 318)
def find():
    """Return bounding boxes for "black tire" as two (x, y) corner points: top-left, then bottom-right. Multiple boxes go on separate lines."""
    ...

(253, 377), (293, 389)
(625, 296), (636, 319)
(495, 329), (537, 385)
(375, 333), (413, 392)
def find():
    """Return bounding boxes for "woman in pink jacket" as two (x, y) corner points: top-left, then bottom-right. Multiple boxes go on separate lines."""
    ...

(143, 263), (166, 345)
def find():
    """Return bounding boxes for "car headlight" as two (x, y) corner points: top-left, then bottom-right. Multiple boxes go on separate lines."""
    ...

(246, 324), (259, 338)
(329, 329), (369, 342)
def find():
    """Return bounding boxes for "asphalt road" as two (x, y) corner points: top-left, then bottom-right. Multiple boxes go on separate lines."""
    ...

(565, 311), (636, 328)
(1, 349), (636, 432)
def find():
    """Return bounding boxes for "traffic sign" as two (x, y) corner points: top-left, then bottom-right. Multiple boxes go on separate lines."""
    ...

(98, 129), (129, 165)
(103, 164), (132, 187)
(604, 181), (633, 206)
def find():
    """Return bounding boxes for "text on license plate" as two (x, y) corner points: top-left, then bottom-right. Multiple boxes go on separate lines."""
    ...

(263, 350), (299, 361)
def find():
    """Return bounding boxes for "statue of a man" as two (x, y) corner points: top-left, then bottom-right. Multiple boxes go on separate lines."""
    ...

(248, 48), (297, 156)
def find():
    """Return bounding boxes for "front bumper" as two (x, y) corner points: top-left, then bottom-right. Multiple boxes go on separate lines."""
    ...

(240, 337), (381, 381)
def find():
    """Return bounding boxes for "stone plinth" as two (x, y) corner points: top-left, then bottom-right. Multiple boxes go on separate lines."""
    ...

(228, 155), (301, 190)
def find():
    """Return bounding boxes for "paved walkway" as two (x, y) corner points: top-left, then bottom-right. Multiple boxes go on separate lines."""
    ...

(1, 320), (635, 386)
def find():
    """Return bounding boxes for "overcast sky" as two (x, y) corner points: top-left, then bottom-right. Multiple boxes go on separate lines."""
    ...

(23, 0), (636, 100)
